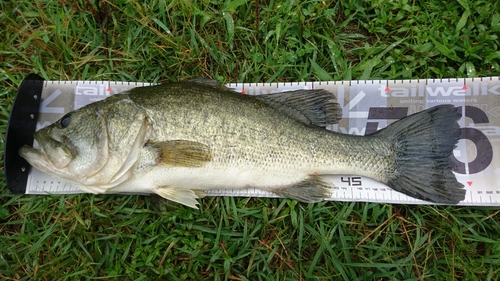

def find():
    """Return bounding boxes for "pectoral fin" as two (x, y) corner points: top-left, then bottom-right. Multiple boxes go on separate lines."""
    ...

(147, 140), (212, 167)
(153, 187), (202, 209)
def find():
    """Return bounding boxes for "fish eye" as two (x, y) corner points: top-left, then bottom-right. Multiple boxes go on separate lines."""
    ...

(60, 113), (71, 128)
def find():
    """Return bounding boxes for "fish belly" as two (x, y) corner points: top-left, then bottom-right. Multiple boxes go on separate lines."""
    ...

(109, 164), (313, 194)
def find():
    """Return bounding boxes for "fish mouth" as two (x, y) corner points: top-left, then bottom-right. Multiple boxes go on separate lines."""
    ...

(19, 145), (53, 174)
(18, 143), (91, 192)
(20, 132), (74, 171)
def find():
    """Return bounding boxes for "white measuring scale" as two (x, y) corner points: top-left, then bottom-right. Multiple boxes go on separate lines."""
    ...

(5, 75), (500, 206)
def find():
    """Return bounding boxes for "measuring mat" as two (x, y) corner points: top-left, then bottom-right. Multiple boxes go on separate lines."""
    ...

(5, 74), (500, 206)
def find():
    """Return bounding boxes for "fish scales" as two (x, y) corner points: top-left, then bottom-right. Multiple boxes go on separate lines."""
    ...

(129, 83), (391, 185)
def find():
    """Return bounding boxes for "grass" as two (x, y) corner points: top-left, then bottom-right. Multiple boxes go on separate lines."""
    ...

(1, 0), (500, 280)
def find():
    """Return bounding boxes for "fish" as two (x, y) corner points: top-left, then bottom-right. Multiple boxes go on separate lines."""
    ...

(19, 79), (466, 208)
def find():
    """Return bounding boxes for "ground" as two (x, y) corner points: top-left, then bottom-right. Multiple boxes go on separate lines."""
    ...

(0, 0), (499, 280)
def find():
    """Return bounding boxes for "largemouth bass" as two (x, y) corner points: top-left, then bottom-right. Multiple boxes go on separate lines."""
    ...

(19, 79), (466, 208)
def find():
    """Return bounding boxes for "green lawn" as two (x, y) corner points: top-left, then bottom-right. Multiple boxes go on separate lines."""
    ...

(1, 0), (500, 280)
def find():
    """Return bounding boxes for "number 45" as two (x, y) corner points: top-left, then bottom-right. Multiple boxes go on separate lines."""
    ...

(341, 176), (362, 186)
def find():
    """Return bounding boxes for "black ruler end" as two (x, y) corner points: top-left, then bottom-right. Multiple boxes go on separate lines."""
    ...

(4, 73), (45, 194)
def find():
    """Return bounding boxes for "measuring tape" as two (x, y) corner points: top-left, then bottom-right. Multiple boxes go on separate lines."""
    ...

(5, 74), (500, 206)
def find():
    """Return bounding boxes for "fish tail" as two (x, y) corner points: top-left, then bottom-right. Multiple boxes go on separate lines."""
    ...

(375, 105), (466, 204)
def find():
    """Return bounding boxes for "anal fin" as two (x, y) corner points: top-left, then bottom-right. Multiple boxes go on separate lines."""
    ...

(265, 176), (333, 203)
(153, 187), (202, 209)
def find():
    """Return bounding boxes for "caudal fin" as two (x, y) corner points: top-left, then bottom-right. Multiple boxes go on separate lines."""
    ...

(375, 105), (465, 204)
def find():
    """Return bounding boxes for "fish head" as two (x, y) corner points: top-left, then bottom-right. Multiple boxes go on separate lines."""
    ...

(19, 95), (149, 191)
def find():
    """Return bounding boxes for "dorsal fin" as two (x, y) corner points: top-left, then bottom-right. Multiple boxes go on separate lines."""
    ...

(186, 78), (342, 127)
(187, 78), (224, 88)
(255, 89), (342, 127)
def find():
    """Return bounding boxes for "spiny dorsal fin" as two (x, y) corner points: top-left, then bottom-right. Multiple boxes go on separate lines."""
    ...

(255, 89), (342, 127)
(148, 140), (212, 167)
(187, 78), (224, 88)
(186, 78), (342, 127)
